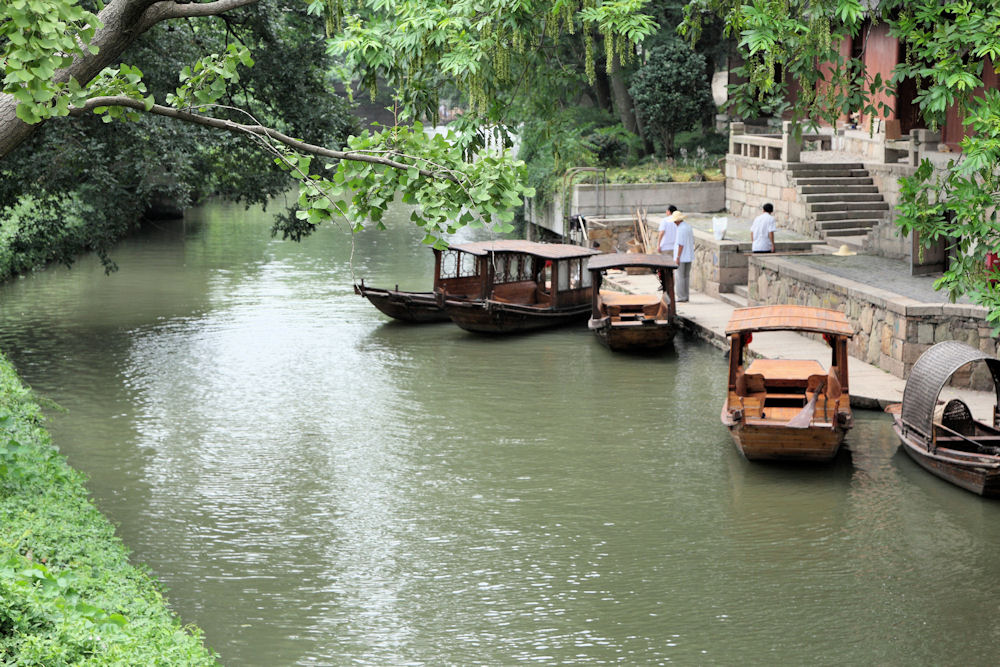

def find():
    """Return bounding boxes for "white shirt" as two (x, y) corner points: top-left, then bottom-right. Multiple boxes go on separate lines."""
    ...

(657, 215), (677, 252)
(750, 212), (777, 252)
(674, 221), (694, 263)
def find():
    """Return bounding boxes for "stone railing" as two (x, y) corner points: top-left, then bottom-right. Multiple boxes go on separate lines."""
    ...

(729, 121), (833, 163)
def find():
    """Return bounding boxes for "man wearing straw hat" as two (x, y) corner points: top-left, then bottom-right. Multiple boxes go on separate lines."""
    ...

(673, 212), (694, 302)
(656, 205), (678, 254)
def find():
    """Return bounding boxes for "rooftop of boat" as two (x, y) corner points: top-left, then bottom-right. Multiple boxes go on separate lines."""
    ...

(725, 305), (854, 338)
(448, 240), (601, 259)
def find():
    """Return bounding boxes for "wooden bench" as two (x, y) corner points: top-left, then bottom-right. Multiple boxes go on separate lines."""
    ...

(492, 280), (549, 306)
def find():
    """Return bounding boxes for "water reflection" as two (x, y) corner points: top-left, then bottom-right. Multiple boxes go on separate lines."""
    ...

(2, 202), (1000, 664)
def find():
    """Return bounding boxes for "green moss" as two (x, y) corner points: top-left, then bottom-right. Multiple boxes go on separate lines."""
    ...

(0, 353), (218, 665)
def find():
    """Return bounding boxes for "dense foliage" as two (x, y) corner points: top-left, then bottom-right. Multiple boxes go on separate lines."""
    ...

(0, 0), (358, 275)
(0, 352), (218, 664)
(629, 40), (714, 156)
(682, 0), (1000, 329)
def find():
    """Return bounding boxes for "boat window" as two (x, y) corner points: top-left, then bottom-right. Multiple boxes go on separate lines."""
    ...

(581, 263), (593, 287)
(558, 258), (582, 289)
(439, 250), (479, 279)
(492, 253), (533, 284)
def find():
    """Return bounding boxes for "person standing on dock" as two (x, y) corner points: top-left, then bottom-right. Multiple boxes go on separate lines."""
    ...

(673, 213), (694, 302)
(657, 205), (678, 254)
(750, 203), (777, 253)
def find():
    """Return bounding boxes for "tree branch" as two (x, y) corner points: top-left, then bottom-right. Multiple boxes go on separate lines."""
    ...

(70, 96), (457, 181)
(140, 0), (259, 30)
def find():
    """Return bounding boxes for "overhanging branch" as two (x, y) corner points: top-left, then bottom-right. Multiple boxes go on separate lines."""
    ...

(70, 96), (458, 182)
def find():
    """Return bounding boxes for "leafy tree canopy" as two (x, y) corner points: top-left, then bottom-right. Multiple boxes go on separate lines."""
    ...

(682, 0), (1000, 329)
(0, 0), (658, 255)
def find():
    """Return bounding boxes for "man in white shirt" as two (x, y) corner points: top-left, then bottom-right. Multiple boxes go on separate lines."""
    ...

(656, 205), (677, 253)
(750, 203), (777, 253)
(673, 212), (695, 302)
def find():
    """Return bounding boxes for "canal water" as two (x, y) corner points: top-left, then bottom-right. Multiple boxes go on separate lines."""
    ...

(2, 201), (1000, 665)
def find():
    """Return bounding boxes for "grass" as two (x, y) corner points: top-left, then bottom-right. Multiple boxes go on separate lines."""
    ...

(0, 352), (219, 665)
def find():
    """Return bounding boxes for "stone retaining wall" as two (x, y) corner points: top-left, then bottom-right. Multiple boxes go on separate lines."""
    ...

(724, 156), (809, 234)
(748, 256), (997, 389)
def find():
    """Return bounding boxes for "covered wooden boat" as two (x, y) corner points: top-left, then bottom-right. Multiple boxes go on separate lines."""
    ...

(354, 242), (486, 323)
(439, 240), (601, 333)
(888, 341), (1000, 496)
(354, 281), (449, 323)
(586, 253), (677, 351)
(721, 305), (854, 462)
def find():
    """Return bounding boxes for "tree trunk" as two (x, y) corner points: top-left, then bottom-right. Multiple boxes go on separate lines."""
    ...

(608, 52), (638, 135)
(592, 66), (613, 114)
(0, 0), (258, 162)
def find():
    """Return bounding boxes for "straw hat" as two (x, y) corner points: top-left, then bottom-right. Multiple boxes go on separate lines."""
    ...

(673, 212), (686, 221)
(832, 244), (856, 256)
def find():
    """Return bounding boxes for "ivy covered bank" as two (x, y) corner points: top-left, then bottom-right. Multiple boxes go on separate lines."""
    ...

(0, 353), (217, 664)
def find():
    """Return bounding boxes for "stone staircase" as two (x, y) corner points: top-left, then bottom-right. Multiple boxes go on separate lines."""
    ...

(788, 163), (889, 243)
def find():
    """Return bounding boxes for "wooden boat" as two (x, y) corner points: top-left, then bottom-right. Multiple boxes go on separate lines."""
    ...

(354, 241), (488, 323)
(353, 281), (449, 323)
(721, 305), (854, 462)
(585, 253), (677, 351)
(887, 340), (1000, 496)
(439, 240), (601, 333)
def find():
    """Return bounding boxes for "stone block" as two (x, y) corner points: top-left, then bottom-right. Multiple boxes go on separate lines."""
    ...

(880, 324), (893, 356)
(903, 342), (930, 366)
(933, 321), (952, 343)
(715, 266), (748, 288)
(879, 353), (906, 378)
(916, 321), (935, 345)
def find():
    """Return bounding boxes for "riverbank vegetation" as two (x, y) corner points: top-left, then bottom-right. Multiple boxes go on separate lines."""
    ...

(0, 353), (218, 664)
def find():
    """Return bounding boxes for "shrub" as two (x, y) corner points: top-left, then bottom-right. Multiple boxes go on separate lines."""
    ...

(629, 41), (716, 157)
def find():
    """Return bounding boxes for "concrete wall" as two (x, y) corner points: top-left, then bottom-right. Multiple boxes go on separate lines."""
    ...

(526, 181), (726, 237)
(747, 256), (996, 388)
(724, 156), (808, 234)
(572, 181), (726, 218)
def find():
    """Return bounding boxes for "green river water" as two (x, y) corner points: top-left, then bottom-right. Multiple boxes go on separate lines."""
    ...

(1, 200), (1000, 665)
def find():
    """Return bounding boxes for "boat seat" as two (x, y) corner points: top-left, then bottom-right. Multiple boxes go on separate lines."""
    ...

(805, 372), (842, 421)
(735, 372), (766, 396)
(492, 280), (539, 305)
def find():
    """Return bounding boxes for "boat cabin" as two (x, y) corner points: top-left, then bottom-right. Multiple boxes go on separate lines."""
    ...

(725, 306), (853, 425)
(434, 240), (600, 309)
(586, 253), (677, 323)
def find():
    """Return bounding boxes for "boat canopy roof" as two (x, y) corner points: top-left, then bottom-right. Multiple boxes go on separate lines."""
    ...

(901, 340), (1000, 442)
(587, 253), (677, 272)
(448, 240), (601, 260)
(725, 305), (854, 337)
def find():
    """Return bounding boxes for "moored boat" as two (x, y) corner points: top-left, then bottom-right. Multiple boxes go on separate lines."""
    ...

(354, 281), (449, 323)
(439, 240), (601, 334)
(355, 241), (487, 323)
(585, 253), (677, 351)
(721, 305), (854, 462)
(887, 340), (1000, 496)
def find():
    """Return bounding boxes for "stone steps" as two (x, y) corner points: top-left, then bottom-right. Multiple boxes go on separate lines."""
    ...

(799, 184), (879, 195)
(718, 290), (749, 308)
(789, 163), (889, 244)
(803, 192), (886, 203)
(817, 218), (884, 231)
(795, 176), (874, 186)
(809, 201), (890, 213)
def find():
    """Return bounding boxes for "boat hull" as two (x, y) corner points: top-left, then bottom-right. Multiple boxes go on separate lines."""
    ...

(445, 300), (591, 334)
(723, 404), (848, 462)
(892, 419), (1000, 497)
(355, 285), (449, 323)
(589, 317), (676, 351)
